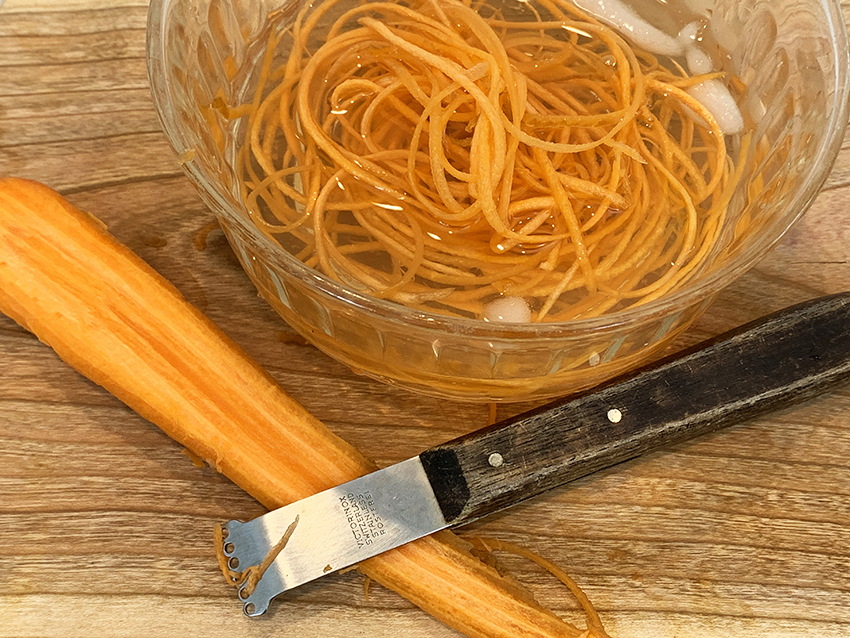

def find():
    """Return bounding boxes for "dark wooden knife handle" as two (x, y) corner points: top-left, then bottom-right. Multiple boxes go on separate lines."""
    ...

(419, 292), (850, 526)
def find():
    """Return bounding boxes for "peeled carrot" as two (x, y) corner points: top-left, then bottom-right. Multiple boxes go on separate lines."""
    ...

(0, 177), (587, 638)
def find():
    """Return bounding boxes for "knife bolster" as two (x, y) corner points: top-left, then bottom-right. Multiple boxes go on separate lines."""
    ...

(419, 448), (471, 524)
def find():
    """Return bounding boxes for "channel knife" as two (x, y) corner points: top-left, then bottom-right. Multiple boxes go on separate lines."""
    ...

(221, 292), (850, 616)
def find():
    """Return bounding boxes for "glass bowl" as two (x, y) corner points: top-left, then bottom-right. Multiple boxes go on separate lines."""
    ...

(146, 0), (850, 402)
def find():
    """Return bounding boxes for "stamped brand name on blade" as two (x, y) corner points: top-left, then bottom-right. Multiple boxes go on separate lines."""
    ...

(219, 457), (448, 616)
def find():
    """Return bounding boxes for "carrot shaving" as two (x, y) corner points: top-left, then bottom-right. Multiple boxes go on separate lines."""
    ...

(181, 447), (206, 468)
(214, 523), (239, 585)
(467, 536), (612, 638)
(214, 515), (300, 597)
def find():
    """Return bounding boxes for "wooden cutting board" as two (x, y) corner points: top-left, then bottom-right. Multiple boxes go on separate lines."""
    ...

(1, 1), (850, 636)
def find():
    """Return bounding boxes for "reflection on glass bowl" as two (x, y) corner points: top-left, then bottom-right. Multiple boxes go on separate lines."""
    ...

(147, 0), (849, 401)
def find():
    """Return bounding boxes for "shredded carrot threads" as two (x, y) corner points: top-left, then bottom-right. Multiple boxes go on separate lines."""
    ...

(231, 0), (740, 322)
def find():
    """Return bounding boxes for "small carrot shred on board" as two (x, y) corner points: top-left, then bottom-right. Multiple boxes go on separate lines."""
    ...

(0, 177), (606, 638)
(467, 537), (612, 638)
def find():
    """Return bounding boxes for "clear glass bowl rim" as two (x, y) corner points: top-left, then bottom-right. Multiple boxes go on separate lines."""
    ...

(145, 0), (850, 338)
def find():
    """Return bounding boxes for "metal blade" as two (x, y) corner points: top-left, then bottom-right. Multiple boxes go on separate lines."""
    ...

(220, 457), (447, 616)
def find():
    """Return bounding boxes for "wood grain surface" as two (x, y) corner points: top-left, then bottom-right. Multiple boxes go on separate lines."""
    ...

(1, 1), (850, 636)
